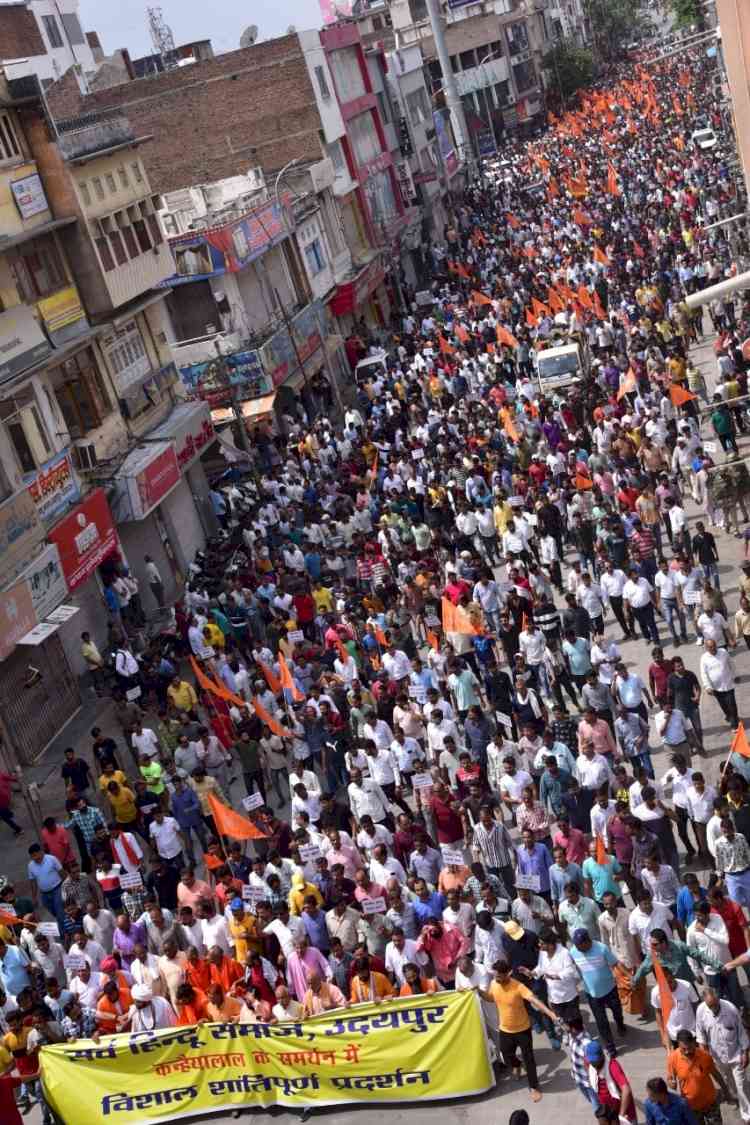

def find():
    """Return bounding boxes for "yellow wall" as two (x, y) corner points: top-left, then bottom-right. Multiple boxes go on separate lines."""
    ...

(71, 150), (153, 219)
(0, 160), (53, 242)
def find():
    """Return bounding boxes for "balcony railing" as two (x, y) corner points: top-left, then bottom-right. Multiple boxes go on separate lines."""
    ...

(56, 110), (137, 161)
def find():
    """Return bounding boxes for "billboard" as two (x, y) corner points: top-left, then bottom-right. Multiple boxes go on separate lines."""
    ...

(433, 109), (458, 177)
(178, 349), (271, 407)
(165, 200), (288, 286)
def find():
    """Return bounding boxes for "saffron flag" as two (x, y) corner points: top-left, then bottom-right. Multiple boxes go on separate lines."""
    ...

(258, 660), (281, 695)
(500, 406), (520, 444)
(471, 290), (493, 307)
(207, 792), (269, 840)
(456, 263), (471, 280)
(575, 473), (593, 491)
(252, 697), (292, 738)
(374, 624), (388, 647)
(455, 324), (469, 344)
(506, 213), (521, 230)
(573, 208), (592, 227)
(547, 177), (559, 198)
(426, 629), (440, 652)
(653, 953), (674, 1027)
(525, 308), (538, 328)
(595, 835), (609, 866)
(441, 597), (477, 636)
(594, 246), (610, 266)
(203, 852), (224, 871)
(497, 324), (519, 349)
(731, 722), (750, 759)
(546, 289), (564, 313)
(278, 652), (304, 703)
(607, 163), (620, 196)
(593, 291), (607, 320)
(669, 384), (696, 407)
(438, 335), (455, 356)
(0, 909), (29, 927)
(617, 369), (637, 401)
(577, 285), (593, 310)
(531, 297), (550, 319)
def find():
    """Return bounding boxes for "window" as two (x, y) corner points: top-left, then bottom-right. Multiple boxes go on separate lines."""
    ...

(52, 349), (111, 438)
(495, 79), (510, 105)
(407, 88), (429, 126)
(60, 12), (85, 44)
(95, 237), (115, 272)
(117, 166), (129, 188)
(92, 177), (105, 200)
(304, 239), (327, 276)
(79, 181), (91, 206)
(376, 91), (390, 124)
(133, 219), (152, 253)
(450, 55), (460, 73)
(13, 238), (65, 299)
(506, 21), (529, 53)
(131, 162), (143, 183)
(0, 113), (21, 162)
(327, 46), (366, 102)
(349, 111), (381, 167)
(122, 227), (139, 259)
(42, 14), (63, 48)
(513, 59), (536, 92)
(372, 14), (383, 29)
(146, 215), (163, 246)
(109, 230), (128, 266)
(7, 420), (36, 474)
(326, 140), (346, 174)
(428, 60), (441, 85)
(105, 173), (117, 193)
(459, 49), (477, 71)
(314, 65), (330, 100)
(409, 0), (427, 21)
(101, 321), (151, 392)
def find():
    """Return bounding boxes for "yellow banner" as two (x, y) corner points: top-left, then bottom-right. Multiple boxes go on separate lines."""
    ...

(41, 991), (493, 1122)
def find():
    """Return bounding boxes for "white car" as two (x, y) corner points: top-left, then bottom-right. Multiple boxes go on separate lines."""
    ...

(691, 127), (718, 151)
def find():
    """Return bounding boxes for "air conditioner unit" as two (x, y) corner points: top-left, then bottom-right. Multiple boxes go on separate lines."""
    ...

(73, 442), (97, 471)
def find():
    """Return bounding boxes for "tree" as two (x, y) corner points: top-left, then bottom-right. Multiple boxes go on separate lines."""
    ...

(669, 0), (706, 30)
(543, 42), (594, 103)
(583, 0), (649, 62)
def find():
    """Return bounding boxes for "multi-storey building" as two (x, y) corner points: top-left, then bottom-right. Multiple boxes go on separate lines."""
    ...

(0, 0), (98, 89)
(0, 74), (218, 766)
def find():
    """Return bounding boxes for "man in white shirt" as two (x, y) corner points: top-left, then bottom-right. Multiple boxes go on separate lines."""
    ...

(655, 705), (692, 759)
(347, 770), (391, 826)
(599, 561), (630, 639)
(700, 639), (739, 728)
(518, 623), (546, 684)
(532, 930), (580, 1019)
(627, 891), (673, 954)
(369, 843), (406, 886)
(622, 569), (659, 645)
(576, 573), (605, 634)
(382, 646), (411, 682)
(384, 929), (428, 985)
(149, 810), (186, 864)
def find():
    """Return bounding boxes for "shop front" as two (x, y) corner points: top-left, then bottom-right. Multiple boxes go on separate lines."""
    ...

(145, 400), (219, 547)
(328, 254), (388, 340)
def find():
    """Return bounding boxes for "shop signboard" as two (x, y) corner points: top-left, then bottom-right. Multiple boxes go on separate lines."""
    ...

(259, 301), (325, 388)
(146, 401), (216, 474)
(10, 172), (49, 219)
(0, 487), (45, 589)
(37, 286), (87, 344)
(178, 349), (270, 406)
(164, 200), (287, 286)
(433, 109), (458, 177)
(47, 488), (118, 591)
(20, 542), (67, 620)
(115, 441), (181, 522)
(25, 450), (80, 525)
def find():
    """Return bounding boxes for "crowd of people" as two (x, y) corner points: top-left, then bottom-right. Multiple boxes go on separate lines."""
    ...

(4, 36), (750, 1125)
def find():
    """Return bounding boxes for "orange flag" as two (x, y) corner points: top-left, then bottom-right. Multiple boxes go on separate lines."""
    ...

(506, 213), (521, 230)
(471, 290), (493, 307)
(566, 176), (588, 198)
(456, 263), (471, 280)
(731, 723), (750, 759)
(653, 954), (674, 1027)
(617, 369), (637, 401)
(669, 384), (697, 407)
(252, 697), (292, 738)
(278, 652), (304, 703)
(607, 162), (620, 196)
(577, 284), (593, 308)
(678, 70), (690, 87)
(573, 208), (592, 227)
(441, 596), (476, 635)
(547, 177), (559, 198)
(575, 473), (593, 491)
(258, 660), (281, 694)
(525, 308), (538, 328)
(595, 835), (609, 866)
(594, 246), (610, 266)
(203, 852), (225, 871)
(332, 632), (350, 665)
(593, 291), (607, 320)
(674, 134), (685, 152)
(426, 629), (439, 652)
(438, 335), (455, 356)
(499, 406), (520, 444)
(207, 792), (269, 840)
(531, 297), (550, 319)
(0, 909), (28, 927)
(374, 624), (388, 647)
(455, 324), (469, 344)
(546, 288), (564, 313)
(497, 324), (519, 349)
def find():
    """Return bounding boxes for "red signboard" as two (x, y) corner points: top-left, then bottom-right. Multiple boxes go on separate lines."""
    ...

(48, 488), (118, 591)
(132, 445), (181, 520)
(328, 257), (385, 317)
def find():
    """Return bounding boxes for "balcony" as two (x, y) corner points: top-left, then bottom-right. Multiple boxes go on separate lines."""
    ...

(56, 110), (144, 163)
(99, 239), (175, 310)
(454, 55), (510, 96)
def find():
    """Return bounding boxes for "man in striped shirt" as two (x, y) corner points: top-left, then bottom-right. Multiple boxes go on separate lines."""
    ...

(470, 806), (515, 892)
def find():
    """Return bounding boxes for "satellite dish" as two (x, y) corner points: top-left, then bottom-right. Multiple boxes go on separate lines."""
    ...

(286, 24), (297, 33)
(240, 24), (258, 47)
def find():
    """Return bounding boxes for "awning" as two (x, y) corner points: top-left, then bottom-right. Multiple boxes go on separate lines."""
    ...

(210, 392), (276, 425)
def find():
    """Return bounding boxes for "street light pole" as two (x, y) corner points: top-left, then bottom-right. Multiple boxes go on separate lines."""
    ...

(478, 50), (500, 157)
(423, 0), (472, 170)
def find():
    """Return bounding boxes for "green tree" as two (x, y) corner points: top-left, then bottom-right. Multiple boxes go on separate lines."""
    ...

(543, 42), (594, 103)
(583, 0), (649, 62)
(669, 0), (706, 29)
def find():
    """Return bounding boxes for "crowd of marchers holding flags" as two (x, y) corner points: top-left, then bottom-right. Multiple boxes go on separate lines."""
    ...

(5, 36), (750, 1125)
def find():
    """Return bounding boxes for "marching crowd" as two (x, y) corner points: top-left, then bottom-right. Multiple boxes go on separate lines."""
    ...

(3, 37), (750, 1125)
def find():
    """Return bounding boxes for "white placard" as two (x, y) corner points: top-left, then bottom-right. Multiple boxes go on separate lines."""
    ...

(703, 441), (717, 452)
(361, 896), (386, 915)
(119, 871), (143, 890)
(496, 712), (513, 728)
(412, 449), (424, 460)
(525, 513), (538, 527)
(242, 792), (265, 811)
(515, 873), (540, 891)
(298, 844), (322, 862)
(411, 773), (434, 790)
(496, 899), (510, 913)
(425, 614), (440, 627)
(242, 885), (267, 903)
(498, 581), (515, 593)
(125, 686), (142, 701)
(508, 496), (524, 507)
(287, 630), (304, 644)
(442, 850), (465, 867)
(683, 590), (701, 605)
(408, 685), (427, 703)
(37, 922), (60, 939)
(65, 955), (87, 971)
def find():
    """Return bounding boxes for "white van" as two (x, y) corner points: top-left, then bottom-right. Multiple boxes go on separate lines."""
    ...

(534, 342), (587, 393)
